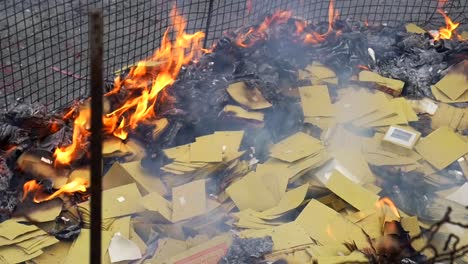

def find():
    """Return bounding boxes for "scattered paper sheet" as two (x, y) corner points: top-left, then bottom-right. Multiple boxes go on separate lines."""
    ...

(227, 82), (272, 110)
(299, 85), (335, 117)
(415, 127), (468, 170)
(108, 232), (142, 263)
(270, 132), (323, 163)
(325, 170), (380, 211)
(172, 179), (207, 222)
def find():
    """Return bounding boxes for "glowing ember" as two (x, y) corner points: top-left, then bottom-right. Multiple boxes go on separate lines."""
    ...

(376, 197), (401, 219)
(432, 9), (460, 41)
(22, 178), (88, 203)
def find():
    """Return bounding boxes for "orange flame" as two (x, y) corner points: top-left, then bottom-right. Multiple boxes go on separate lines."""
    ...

(53, 7), (206, 166)
(304, 0), (339, 44)
(376, 197), (401, 219)
(235, 10), (292, 48)
(22, 178), (88, 203)
(54, 108), (90, 165)
(433, 9), (460, 41)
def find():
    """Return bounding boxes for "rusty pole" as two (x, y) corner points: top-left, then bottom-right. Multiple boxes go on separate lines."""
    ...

(89, 9), (103, 264)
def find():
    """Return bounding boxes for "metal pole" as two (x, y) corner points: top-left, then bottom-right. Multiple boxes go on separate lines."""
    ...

(202, 0), (215, 48)
(89, 9), (103, 264)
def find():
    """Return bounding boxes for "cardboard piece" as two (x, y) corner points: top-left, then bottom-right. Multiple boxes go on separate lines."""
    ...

(299, 85), (335, 117)
(227, 82), (272, 110)
(269, 132), (323, 163)
(359, 71), (405, 96)
(172, 180), (207, 222)
(325, 170), (380, 211)
(415, 127), (468, 170)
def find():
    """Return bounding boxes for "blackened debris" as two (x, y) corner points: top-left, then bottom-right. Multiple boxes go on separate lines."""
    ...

(219, 236), (274, 264)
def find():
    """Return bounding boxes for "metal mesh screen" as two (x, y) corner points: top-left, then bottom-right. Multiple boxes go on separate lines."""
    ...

(1, 0), (467, 111)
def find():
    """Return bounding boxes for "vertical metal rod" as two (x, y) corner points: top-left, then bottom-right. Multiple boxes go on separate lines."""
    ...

(202, 0), (215, 48)
(89, 9), (103, 264)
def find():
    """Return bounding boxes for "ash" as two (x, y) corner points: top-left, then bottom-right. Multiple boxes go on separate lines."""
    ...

(219, 236), (274, 264)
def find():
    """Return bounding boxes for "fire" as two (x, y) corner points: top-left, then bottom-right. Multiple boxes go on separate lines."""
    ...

(54, 108), (90, 165)
(376, 197), (401, 219)
(235, 10), (292, 48)
(431, 9), (460, 41)
(22, 178), (88, 203)
(235, 0), (339, 47)
(53, 7), (206, 165)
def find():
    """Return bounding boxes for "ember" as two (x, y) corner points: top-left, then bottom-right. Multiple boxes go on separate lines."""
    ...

(0, 0), (467, 263)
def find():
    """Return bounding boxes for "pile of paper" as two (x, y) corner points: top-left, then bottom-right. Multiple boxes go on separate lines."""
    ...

(0, 220), (58, 263)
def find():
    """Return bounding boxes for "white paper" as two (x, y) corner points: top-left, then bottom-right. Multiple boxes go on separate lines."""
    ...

(108, 233), (142, 263)
(446, 183), (468, 207)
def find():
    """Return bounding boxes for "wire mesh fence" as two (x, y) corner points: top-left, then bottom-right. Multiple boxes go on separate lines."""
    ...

(1, 0), (467, 111)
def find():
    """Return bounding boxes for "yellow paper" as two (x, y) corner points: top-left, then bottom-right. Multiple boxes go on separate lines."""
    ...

(299, 85), (335, 117)
(270, 132), (323, 163)
(29, 241), (72, 264)
(295, 200), (369, 253)
(63, 229), (112, 264)
(401, 216), (425, 251)
(325, 170), (380, 211)
(226, 171), (281, 211)
(257, 184), (308, 218)
(316, 251), (368, 264)
(141, 192), (172, 222)
(415, 127), (468, 170)
(223, 105), (264, 122)
(103, 162), (168, 196)
(432, 65), (467, 101)
(359, 71), (404, 96)
(405, 23), (426, 34)
(227, 82), (272, 110)
(99, 183), (145, 219)
(149, 238), (187, 264)
(0, 229), (46, 247)
(172, 179), (206, 222)
(0, 246), (43, 264)
(0, 220), (37, 241)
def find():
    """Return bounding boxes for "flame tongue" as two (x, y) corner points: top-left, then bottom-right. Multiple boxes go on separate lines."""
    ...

(433, 9), (460, 40)
(22, 178), (88, 203)
(53, 7), (206, 166)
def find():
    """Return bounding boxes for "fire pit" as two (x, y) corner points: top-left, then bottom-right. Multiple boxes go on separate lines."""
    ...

(0, 0), (467, 263)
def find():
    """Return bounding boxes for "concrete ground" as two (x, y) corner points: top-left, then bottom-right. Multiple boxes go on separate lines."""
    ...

(0, 0), (466, 111)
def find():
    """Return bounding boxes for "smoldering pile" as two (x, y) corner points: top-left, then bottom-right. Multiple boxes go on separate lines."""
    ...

(0, 8), (467, 264)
